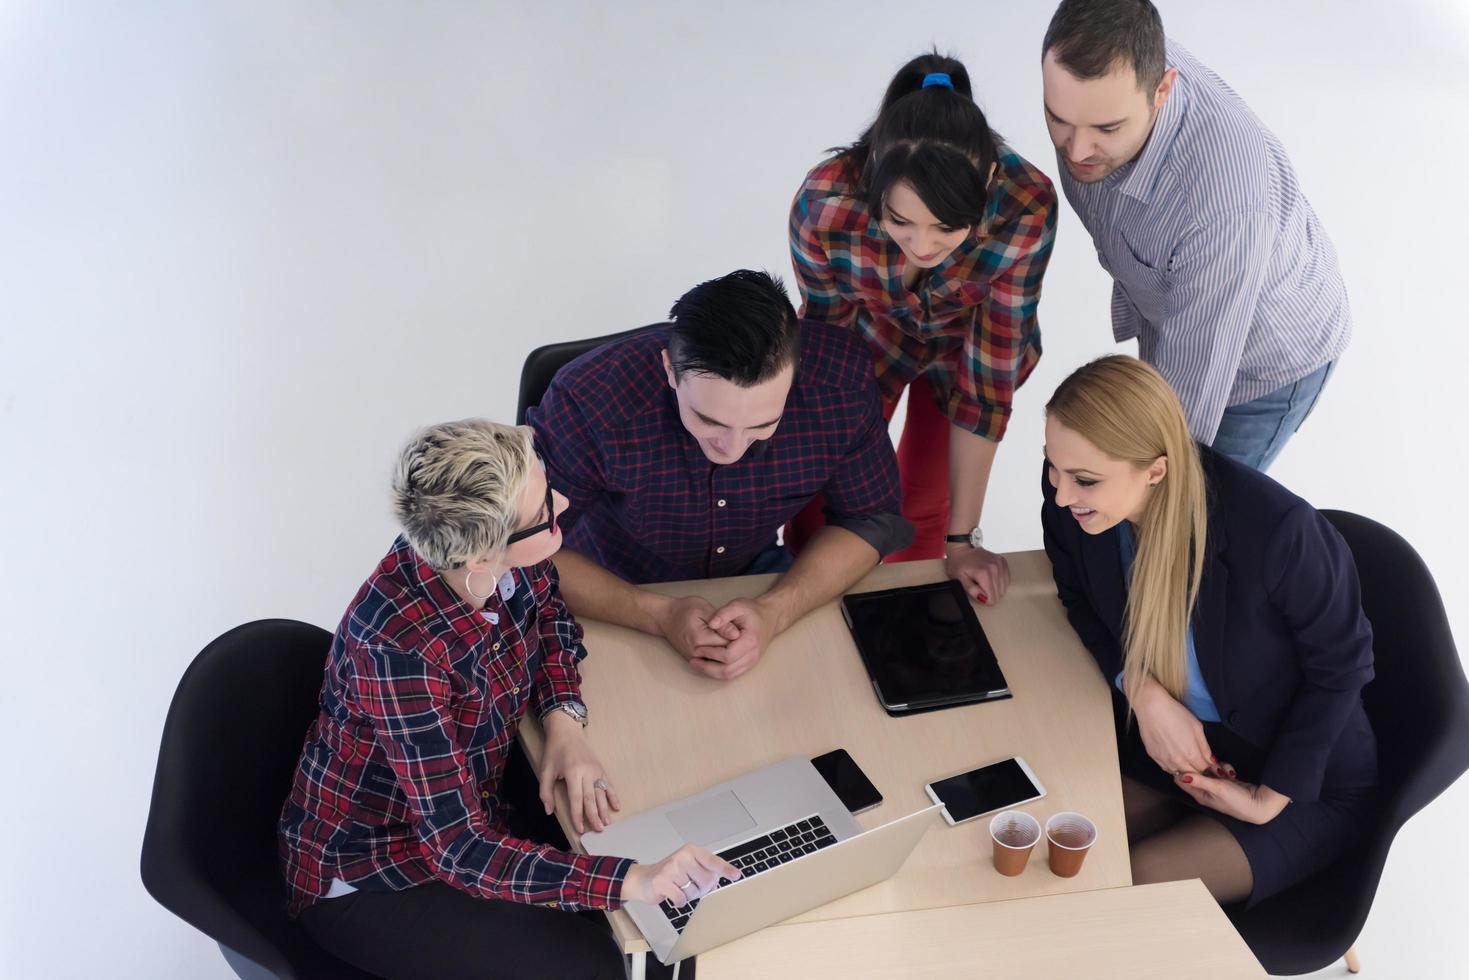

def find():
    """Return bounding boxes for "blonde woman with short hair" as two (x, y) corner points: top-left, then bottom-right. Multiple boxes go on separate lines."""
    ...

(279, 419), (737, 978)
(1041, 357), (1376, 907)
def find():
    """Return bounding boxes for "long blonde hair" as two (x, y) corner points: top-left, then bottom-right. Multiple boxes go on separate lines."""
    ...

(1046, 356), (1207, 704)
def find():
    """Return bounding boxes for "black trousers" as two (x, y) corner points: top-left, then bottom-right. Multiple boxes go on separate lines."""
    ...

(301, 880), (627, 980)
(301, 742), (626, 980)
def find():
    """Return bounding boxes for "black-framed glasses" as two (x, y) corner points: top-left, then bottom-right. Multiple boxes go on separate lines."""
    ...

(506, 479), (557, 545)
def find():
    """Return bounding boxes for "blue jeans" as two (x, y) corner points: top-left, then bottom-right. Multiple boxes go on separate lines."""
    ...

(1212, 361), (1335, 471)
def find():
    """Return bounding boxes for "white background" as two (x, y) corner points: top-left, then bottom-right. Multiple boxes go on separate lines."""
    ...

(2, 2), (1465, 977)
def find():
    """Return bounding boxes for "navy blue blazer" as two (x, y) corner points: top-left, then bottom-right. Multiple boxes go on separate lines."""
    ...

(1040, 446), (1375, 803)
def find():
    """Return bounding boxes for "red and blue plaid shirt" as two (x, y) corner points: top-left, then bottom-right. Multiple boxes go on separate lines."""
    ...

(789, 145), (1057, 441)
(278, 536), (632, 916)
(526, 322), (908, 584)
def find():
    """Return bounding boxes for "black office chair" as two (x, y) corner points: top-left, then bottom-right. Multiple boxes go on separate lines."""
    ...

(515, 322), (668, 424)
(140, 619), (378, 980)
(1224, 511), (1469, 975)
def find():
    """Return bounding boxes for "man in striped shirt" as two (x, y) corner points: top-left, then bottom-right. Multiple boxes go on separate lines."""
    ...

(1040, 0), (1349, 470)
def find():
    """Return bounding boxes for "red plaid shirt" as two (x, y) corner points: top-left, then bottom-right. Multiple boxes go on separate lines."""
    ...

(789, 145), (1057, 441)
(278, 537), (632, 915)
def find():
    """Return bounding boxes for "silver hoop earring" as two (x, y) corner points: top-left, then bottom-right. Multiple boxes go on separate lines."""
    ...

(463, 568), (493, 602)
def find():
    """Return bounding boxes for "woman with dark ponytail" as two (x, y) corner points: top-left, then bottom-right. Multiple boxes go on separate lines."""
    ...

(787, 52), (1056, 605)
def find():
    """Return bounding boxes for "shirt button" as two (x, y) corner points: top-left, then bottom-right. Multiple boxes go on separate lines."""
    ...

(717, 498), (727, 507)
(480, 789), (490, 799)
(512, 685), (521, 694)
(715, 546), (726, 554)
(492, 642), (501, 651)
(547, 902), (558, 908)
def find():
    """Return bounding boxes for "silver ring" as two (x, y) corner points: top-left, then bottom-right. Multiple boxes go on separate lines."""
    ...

(593, 778), (610, 791)
(678, 879), (694, 892)
(1169, 770), (1181, 777)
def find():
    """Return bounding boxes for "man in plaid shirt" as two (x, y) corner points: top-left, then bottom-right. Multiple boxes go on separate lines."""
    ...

(528, 270), (911, 681)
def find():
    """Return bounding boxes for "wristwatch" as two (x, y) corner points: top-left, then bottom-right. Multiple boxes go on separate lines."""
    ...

(945, 527), (985, 550)
(549, 701), (588, 728)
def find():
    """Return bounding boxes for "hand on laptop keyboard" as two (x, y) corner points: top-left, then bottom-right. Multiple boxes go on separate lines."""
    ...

(622, 843), (742, 909)
(658, 815), (839, 931)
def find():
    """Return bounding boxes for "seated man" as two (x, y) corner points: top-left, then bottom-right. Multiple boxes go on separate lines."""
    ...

(527, 269), (911, 680)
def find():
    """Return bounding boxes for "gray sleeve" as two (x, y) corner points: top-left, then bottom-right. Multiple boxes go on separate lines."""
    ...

(827, 511), (914, 560)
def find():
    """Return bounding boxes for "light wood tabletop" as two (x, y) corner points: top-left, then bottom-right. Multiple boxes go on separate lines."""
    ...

(695, 879), (1266, 979)
(521, 552), (1131, 954)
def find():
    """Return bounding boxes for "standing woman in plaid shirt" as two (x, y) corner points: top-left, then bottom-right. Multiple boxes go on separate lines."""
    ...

(278, 420), (737, 979)
(788, 52), (1057, 604)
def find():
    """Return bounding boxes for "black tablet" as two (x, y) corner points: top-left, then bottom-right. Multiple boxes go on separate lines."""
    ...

(839, 579), (1011, 716)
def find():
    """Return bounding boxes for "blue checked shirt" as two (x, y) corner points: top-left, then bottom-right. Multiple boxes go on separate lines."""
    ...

(527, 322), (910, 584)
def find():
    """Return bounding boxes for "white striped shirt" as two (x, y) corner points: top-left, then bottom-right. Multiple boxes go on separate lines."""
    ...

(1059, 41), (1350, 443)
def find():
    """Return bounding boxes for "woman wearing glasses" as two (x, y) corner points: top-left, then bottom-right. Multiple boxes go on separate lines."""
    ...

(278, 419), (737, 978)
(786, 51), (1057, 606)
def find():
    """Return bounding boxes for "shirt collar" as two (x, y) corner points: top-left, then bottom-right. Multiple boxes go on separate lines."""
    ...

(1117, 54), (1188, 205)
(394, 535), (508, 635)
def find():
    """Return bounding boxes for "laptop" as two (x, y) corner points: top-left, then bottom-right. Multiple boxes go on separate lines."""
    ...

(580, 755), (942, 965)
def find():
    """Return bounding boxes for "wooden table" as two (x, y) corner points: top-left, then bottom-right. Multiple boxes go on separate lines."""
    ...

(696, 879), (1266, 979)
(521, 552), (1132, 957)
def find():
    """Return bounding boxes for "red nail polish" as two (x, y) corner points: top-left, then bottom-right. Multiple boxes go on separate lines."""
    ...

(1181, 774), (1193, 783)
(1210, 754), (1218, 763)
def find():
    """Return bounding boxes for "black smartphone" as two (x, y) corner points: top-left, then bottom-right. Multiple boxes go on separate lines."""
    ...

(811, 748), (884, 815)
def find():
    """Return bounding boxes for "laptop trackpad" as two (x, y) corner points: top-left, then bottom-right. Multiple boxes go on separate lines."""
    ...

(666, 791), (756, 846)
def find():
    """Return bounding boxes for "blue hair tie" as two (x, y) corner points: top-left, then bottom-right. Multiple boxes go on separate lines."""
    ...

(922, 72), (953, 90)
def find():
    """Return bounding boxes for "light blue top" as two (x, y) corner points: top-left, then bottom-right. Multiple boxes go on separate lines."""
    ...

(1113, 521), (1220, 722)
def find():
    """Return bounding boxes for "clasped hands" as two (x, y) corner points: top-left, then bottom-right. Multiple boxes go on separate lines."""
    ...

(1133, 678), (1290, 826)
(653, 593), (784, 681)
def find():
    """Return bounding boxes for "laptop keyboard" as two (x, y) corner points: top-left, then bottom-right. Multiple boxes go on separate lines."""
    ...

(658, 814), (837, 932)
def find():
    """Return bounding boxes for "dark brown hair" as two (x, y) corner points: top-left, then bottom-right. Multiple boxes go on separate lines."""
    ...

(1042, 0), (1167, 93)
(836, 51), (1000, 231)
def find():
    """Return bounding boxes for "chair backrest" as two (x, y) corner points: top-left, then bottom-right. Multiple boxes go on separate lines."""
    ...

(515, 322), (668, 424)
(140, 619), (373, 980)
(1227, 513), (1467, 974)
(1321, 510), (1469, 830)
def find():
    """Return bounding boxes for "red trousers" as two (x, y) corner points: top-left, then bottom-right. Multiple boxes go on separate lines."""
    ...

(786, 374), (950, 562)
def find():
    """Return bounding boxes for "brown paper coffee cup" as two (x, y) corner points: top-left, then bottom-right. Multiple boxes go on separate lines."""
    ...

(1045, 811), (1097, 878)
(989, 810), (1042, 877)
